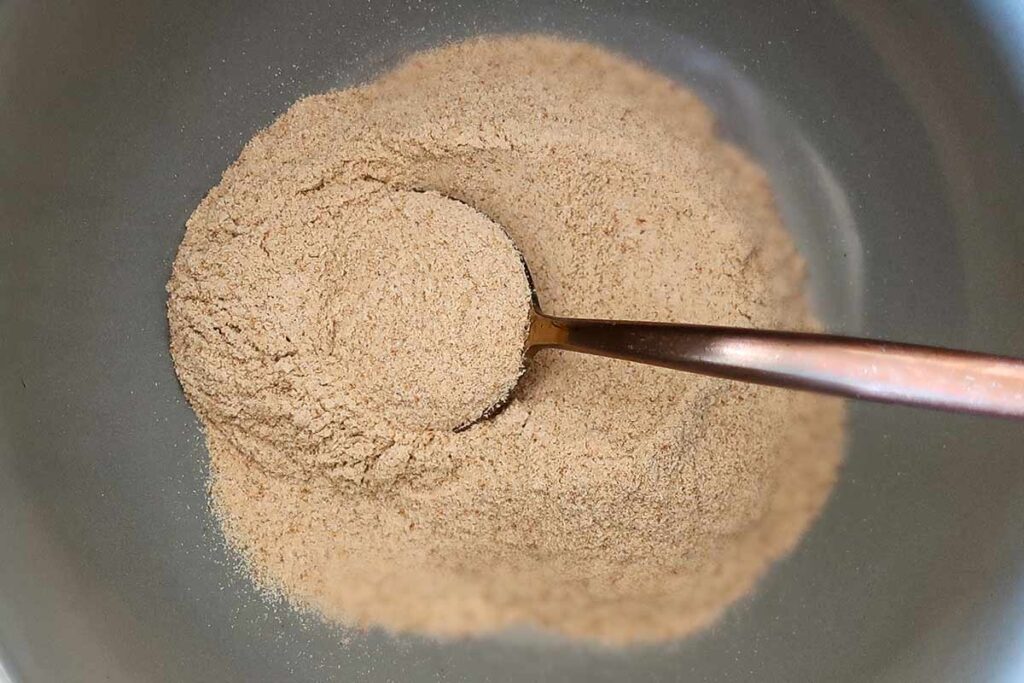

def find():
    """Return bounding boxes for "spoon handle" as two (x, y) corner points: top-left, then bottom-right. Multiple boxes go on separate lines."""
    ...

(527, 314), (1024, 418)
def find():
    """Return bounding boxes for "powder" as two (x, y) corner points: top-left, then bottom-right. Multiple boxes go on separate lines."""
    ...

(167, 35), (844, 645)
(169, 182), (531, 481)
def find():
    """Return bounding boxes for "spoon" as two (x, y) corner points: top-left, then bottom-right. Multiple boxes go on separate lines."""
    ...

(483, 258), (1024, 423)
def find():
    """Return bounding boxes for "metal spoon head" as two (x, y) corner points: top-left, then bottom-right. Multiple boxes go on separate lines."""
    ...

(424, 193), (561, 431)
(454, 240), (544, 432)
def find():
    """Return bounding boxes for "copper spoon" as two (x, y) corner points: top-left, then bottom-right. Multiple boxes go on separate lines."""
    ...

(486, 260), (1024, 422)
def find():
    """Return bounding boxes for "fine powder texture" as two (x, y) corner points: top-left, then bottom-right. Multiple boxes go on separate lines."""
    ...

(168, 36), (844, 645)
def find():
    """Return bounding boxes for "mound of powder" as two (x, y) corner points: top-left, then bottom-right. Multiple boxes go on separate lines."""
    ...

(169, 182), (531, 481)
(167, 35), (844, 644)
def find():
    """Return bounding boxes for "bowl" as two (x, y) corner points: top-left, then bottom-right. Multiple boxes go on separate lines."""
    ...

(2, 1), (1024, 681)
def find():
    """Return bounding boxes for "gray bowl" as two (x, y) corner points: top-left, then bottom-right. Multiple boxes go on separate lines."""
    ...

(2, 1), (1024, 681)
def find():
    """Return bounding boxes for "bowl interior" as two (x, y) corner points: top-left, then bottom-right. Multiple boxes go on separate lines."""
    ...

(2, 1), (1024, 681)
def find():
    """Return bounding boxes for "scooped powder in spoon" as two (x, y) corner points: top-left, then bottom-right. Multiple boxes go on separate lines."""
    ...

(169, 183), (531, 481)
(168, 35), (844, 644)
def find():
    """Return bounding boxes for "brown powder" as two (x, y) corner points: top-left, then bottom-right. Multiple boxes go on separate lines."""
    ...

(167, 35), (844, 645)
